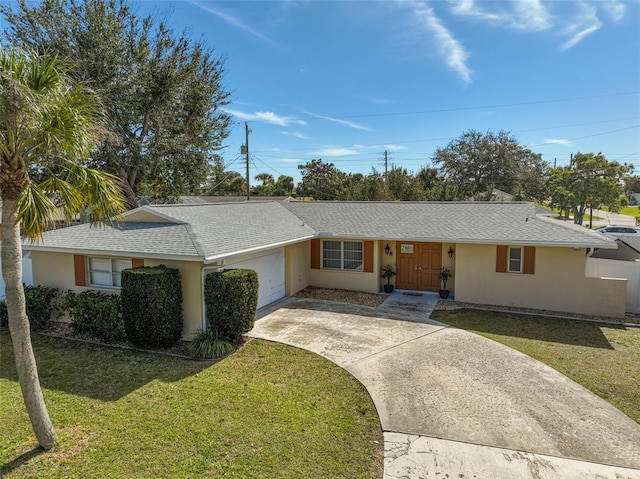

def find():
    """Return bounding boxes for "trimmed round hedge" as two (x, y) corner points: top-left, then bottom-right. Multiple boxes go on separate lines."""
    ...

(121, 265), (183, 348)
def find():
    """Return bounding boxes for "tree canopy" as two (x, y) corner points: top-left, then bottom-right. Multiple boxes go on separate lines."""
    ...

(544, 152), (632, 225)
(432, 129), (549, 200)
(1, 0), (232, 208)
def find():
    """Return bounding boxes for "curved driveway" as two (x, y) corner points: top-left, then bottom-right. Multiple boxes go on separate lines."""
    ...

(249, 296), (640, 478)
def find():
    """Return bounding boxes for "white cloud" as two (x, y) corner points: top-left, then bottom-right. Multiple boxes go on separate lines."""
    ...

(546, 138), (572, 145)
(225, 109), (307, 126)
(601, 1), (626, 22)
(315, 147), (360, 157)
(448, 0), (617, 50)
(449, 0), (550, 31)
(184, 0), (272, 42)
(560, 3), (603, 51)
(300, 109), (371, 131)
(280, 158), (303, 163)
(281, 131), (311, 140)
(383, 144), (409, 151)
(412, 4), (473, 85)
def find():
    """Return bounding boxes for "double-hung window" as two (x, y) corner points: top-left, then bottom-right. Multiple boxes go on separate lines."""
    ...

(507, 247), (523, 273)
(322, 241), (363, 271)
(89, 258), (132, 287)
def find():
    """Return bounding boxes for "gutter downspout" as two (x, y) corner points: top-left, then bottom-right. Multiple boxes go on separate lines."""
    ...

(201, 261), (225, 331)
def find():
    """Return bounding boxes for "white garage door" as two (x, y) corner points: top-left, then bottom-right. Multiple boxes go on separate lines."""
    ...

(225, 249), (285, 309)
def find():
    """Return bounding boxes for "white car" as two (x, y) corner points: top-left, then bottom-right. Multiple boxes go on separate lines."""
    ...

(594, 225), (640, 237)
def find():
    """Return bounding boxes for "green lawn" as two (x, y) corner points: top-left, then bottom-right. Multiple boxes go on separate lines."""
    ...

(619, 205), (640, 217)
(0, 333), (382, 478)
(431, 309), (640, 423)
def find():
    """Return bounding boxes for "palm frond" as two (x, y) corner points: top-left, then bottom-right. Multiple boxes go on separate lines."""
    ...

(15, 180), (57, 240)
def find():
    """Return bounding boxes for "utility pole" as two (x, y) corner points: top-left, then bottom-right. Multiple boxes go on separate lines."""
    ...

(384, 150), (388, 182)
(243, 122), (251, 200)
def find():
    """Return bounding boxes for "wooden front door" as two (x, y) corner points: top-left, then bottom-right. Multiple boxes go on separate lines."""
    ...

(395, 242), (442, 291)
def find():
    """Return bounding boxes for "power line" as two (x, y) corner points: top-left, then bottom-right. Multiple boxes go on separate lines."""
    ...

(238, 91), (640, 125)
(252, 117), (639, 155)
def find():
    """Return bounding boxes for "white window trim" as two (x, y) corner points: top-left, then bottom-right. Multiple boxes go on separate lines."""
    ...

(88, 257), (132, 288)
(321, 240), (364, 271)
(507, 247), (523, 274)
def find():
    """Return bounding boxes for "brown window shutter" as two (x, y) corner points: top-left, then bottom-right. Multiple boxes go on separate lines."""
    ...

(74, 255), (86, 286)
(363, 241), (373, 273)
(132, 258), (144, 268)
(523, 247), (536, 275)
(496, 246), (508, 273)
(310, 239), (320, 269)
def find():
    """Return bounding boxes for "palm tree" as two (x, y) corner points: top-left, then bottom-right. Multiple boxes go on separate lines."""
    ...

(0, 50), (125, 449)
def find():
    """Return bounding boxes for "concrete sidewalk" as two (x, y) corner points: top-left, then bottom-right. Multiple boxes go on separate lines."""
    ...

(249, 296), (640, 479)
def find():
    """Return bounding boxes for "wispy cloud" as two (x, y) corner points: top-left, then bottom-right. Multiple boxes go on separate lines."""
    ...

(279, 158), (303, 163)
(315, 147), (360, 157)
(225, 109), (307, 127)
(184, 0), (272, 42)
(546, 138), (572, 145)
(448, 0), (617, 50)
(411, 3), (473, 85)
(300, 109), (371, 131)
(450, 0), (550, 31)
(601, 1), (626, 22)
(281, 131), (311, 140)
(560, 3), (602, 51)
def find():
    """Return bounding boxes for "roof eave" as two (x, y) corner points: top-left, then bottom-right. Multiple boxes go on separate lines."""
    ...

(203, 234), (316, 264)
(24, 244), (205, 262)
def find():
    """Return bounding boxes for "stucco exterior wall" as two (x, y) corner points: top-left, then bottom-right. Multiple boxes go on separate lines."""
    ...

(309, 239), (380, 293)
(31, 251), (204, 340)
(454, 244), (626, 318)
(442, 242), (456, 292)
(31, 251), (78, 291)
(285, 242), (310, 296)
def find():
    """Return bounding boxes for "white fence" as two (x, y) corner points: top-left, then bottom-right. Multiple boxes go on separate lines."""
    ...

(586, 258), (640, 313)
(0, 258), (33, 301)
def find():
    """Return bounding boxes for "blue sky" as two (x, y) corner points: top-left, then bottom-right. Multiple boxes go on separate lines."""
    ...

(127, 1), (639, 183)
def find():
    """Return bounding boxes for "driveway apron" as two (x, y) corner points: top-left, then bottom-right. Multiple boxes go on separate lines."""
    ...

(249, 295), (640, 479)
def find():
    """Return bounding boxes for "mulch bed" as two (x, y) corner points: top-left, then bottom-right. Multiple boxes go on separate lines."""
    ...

(294, 286), (387, 308)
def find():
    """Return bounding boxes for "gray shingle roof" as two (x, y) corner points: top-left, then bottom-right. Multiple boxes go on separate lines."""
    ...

(148, 202), (315, 259)
(282, 201), (616, 248)
(26, 200), (615, 260)
(26, 222), (201, 258)
(28, 201), (316, 260)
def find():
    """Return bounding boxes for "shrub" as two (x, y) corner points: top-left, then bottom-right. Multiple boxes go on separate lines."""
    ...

(205, 269), (258, 344)
(121, 265), (183, 348)
(189, 328), (234, 359)
(0, 285), (59, 330)
(66, 290), (124, 343)
(0, 301), (6, 328)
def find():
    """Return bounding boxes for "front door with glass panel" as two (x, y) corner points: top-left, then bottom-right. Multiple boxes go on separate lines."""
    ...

(395, 242), (442, 291)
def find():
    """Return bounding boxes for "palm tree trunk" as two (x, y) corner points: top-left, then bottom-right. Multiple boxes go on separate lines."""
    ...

(1, 199), (57, 449)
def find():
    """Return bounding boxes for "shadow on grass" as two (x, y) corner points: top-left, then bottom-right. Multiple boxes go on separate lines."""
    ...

(430, 309), (623, 350)
(0, 447), (44, 477)
(0, 332), (212, 401)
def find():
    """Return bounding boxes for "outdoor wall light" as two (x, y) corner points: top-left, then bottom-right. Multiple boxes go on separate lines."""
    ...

(448, 247), (454, 259)
(385, 243), (392, 256)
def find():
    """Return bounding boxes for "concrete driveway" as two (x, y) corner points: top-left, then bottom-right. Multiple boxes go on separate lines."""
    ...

(249, 295), (640, 479)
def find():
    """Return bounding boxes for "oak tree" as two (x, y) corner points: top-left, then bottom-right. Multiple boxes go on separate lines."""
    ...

(1, 0), (231, 207)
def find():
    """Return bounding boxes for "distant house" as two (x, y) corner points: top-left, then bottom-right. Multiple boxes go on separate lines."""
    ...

(26, 201), (625, 339)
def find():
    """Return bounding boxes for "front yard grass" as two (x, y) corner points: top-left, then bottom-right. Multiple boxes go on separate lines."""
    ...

(0, 333), (382, 478)
(431, 309), (640, 423)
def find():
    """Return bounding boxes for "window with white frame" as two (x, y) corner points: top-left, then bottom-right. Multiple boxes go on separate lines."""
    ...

(322, 241), (363, 271)
(89, 258), (132, 287)
(508, 247), (523, 273)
